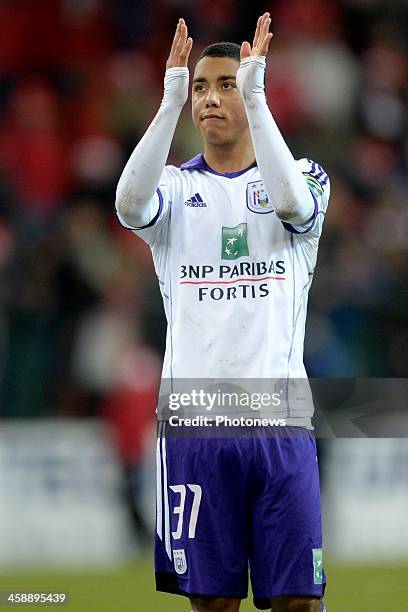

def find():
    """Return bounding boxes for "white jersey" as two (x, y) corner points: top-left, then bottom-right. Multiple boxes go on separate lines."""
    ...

(117, 155), (330, 384)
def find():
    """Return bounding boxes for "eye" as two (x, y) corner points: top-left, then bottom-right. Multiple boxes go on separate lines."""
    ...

(194, 84), (206, 92)
(222, 82), (235, 89)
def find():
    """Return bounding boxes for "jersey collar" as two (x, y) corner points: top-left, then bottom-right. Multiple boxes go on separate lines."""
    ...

(180, 154), (257, 178)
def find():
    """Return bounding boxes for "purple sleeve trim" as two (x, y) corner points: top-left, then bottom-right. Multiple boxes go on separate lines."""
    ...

(281, 191), (319, 235)
(116, 188), (164, 231)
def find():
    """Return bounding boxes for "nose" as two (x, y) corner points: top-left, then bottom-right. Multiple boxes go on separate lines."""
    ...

(205, 87), (221, 108)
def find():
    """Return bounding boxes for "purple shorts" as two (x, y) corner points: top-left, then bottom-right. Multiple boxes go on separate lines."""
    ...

(155, 424), (326, 610)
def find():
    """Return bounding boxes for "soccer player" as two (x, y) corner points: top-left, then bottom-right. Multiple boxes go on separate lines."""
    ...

(116, 13), (329, 612)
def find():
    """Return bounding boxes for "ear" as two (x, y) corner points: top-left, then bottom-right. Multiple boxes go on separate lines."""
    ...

(240, 41), (251, 59)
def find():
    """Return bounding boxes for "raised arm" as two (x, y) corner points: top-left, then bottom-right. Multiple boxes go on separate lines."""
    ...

(237, 13), (314, 225)
(115, 19), (193, 228)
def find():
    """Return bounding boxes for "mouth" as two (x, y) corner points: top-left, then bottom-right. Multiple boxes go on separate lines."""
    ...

(202, 114), (224, 121)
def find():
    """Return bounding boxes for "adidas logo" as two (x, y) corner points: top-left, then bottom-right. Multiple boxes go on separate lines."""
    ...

(184, 193), (207, 207)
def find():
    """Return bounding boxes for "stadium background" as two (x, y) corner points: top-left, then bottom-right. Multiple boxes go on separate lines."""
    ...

(0, 0), (407, 610)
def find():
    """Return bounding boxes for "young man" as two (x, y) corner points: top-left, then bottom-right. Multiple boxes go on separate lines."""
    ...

(116, 13), (329, 612)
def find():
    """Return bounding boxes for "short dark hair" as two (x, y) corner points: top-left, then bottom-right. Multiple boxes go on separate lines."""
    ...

(197, 42), (241, 64)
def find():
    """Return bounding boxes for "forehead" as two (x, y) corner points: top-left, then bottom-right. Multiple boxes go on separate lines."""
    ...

(193, 56), (240, 81)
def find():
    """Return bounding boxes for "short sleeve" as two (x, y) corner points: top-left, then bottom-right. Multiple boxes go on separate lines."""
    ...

(115, 166), (173, 246)
(281, 158), (330, 239)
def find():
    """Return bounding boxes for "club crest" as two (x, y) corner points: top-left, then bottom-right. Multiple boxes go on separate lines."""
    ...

(173, 549), (187, 574)
(247, 180), (274, 214)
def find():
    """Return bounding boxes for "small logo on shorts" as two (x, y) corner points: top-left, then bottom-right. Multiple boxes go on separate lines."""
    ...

(173, 549), (187, 575)
(312, 548), (323, 584)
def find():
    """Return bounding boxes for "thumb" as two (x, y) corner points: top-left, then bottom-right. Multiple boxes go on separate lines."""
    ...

(240, 41), (251, 59)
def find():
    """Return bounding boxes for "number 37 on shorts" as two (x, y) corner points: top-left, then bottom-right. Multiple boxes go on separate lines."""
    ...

(169, 484), (202, 540)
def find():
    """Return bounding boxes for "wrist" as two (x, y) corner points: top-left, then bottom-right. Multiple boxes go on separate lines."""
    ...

(162, 67), (189, 109)
(164, 66), (189, 80)
(240, 55), (266, 67)
(237, 55), (266, 99)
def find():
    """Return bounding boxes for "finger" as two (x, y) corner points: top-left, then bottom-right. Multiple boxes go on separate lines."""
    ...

(174, 23), (188, 55)
(169, 18), (183, 55)
(173, 18), (184, 41)
(255, 16), (271, 55)
(263, 16), (271, 39)
(252, 15), (262, 48)
(179, 26), (191, 58)
(260, 32), (273, 56)
(176, 22), (187, 43)
(254, 13), (268, 47)
(240, 41), (251, 59)
(255, 13), (270, 50)
(180, 37), (193, 64)
(259, 14), (270, 42)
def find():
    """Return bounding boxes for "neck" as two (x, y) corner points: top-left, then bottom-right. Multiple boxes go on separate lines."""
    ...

(203, 140), (255, 174)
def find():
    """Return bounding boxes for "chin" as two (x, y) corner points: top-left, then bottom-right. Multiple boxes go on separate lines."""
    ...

(203, 129), (231, 147)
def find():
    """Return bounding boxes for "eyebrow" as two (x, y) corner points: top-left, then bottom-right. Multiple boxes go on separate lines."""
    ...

(192, 75), (237, 84)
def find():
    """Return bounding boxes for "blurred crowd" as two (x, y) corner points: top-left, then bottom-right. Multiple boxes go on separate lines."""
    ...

(0, 0), (407, 430)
